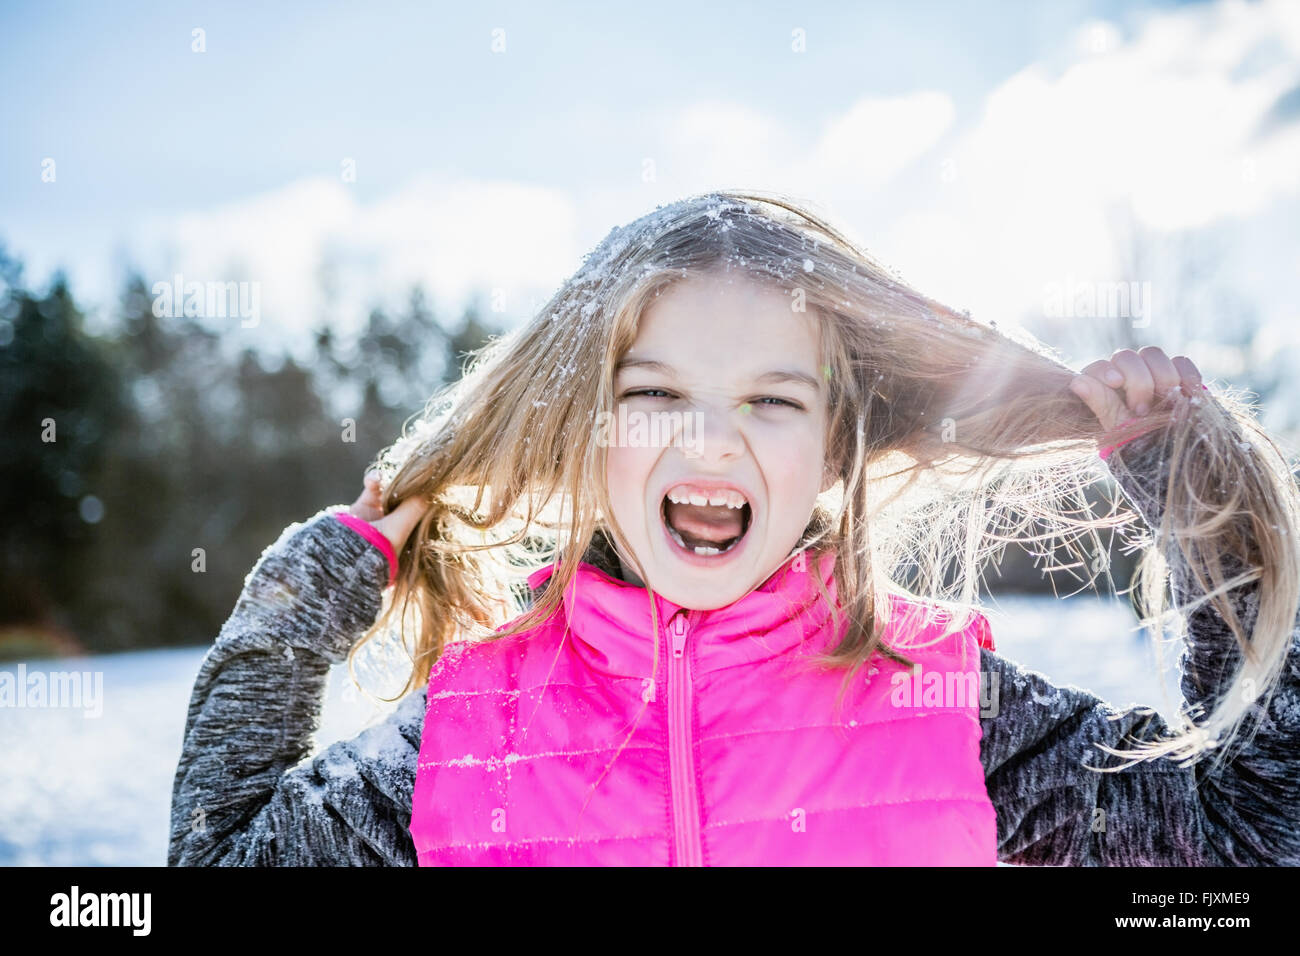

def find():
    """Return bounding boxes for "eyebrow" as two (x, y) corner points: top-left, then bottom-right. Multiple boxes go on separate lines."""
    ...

(614, 357), (821, 391)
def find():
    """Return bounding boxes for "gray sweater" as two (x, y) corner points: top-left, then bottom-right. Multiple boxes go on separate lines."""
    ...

(167, 429), (1300, 865)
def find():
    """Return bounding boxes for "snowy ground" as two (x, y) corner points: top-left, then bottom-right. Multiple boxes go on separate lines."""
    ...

(0, 593), (1183, 866)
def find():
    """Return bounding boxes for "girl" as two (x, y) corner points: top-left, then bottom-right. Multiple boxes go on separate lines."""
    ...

(168, 190), (1300, 866)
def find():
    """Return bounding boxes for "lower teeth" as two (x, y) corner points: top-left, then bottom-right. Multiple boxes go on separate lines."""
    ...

(666, 525), (737, 556)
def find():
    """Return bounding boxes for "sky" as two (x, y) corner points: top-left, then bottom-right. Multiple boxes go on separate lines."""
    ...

(2, 0), (1298, 379)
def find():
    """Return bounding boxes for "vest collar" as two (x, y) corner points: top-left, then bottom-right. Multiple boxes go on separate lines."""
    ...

(523, 541), (841, 679)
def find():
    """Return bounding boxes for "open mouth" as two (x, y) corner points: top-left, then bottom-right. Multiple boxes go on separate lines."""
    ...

(660, 483), (753, 557)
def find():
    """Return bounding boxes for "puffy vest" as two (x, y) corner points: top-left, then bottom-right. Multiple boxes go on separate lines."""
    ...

(409, 549), (998, 865)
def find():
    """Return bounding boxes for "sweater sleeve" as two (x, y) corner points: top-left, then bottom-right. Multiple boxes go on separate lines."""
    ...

(979, 426), (1300, 865)
(167, 506), (423, 866)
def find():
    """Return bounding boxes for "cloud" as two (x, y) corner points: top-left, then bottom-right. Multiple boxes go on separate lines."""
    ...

(957, 2), (1300, 232)
(803, 91), (955, 190)
(128, 174), (581, 356)
(1255, 81), (1300, 138)
(659, 100), (788, 186)
(879, 0), (1300, 340)
(656, 90), (955, 197)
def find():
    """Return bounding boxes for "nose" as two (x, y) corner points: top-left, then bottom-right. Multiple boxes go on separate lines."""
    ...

(681, 402), (745, 463)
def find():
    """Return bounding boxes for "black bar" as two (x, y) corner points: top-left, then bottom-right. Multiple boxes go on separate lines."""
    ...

(0, 865), (1281, 941)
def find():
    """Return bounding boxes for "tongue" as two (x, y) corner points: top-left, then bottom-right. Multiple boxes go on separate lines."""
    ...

(665, 501), (744, 547)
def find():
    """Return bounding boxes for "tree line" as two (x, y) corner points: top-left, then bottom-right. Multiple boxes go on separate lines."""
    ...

(0, 246), (497, 658)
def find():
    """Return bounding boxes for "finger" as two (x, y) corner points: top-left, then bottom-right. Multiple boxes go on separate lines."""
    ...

(1109, 349), (1155, 416)
(1080, 359), (1125, 388)
(1137, 346), (1181, 406)
(1171, 355), (1203, 395)
(349, 492), (384, 522)
(350, 471), (385, 522)
(1068, 372), (1127, 431)
(363, 470), (386, 507)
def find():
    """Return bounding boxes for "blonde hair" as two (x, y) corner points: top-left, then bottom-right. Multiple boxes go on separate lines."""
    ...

(354, 188), (1300, 774)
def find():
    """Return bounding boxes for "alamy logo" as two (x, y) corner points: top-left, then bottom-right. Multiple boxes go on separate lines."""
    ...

(1042, 275), (1152, 328)
(151, 273), (261, 327)
(889, 662), (1000, 718)
(49, 885), (151, 936)
(593, 407), (705, 457)
(0, 663), (102, 718)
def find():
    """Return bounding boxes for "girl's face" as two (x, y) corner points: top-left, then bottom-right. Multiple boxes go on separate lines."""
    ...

(605, 272), (833, 610)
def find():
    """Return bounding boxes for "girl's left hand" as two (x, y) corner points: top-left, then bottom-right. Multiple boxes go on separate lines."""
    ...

(1069, 346), (1205, 431)
(349, 469), (429, 555)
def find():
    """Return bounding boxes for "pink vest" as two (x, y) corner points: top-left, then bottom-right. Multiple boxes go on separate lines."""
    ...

(409, 549), (998, 865)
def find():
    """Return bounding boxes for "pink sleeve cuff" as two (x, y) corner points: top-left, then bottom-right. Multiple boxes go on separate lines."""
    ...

(1098, 384), (1207, 460)
(1099, 432), (1140, 461)
(331, 512), (398, 585)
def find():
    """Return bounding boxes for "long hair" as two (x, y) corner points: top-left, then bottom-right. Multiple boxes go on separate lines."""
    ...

(350, 188), (1300, 772)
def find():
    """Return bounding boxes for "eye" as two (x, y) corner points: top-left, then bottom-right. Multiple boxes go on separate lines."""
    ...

(621, 389), (804, 409)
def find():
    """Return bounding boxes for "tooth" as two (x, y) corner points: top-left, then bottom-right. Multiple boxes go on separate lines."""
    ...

(667, 526), (686, 547)
(693, 545), (721, 556)
(666, 486), (749, 510)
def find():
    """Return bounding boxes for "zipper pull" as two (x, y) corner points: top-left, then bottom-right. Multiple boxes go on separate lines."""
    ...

(670, 612), (689, 659)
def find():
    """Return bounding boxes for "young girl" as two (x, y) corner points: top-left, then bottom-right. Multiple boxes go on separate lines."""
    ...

(168, 190), (1300, 866)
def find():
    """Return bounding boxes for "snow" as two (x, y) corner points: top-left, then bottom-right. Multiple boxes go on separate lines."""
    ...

(0, 646), (398, 866)
(348, 715), (412, 765)
(0, 593), (1181, 865)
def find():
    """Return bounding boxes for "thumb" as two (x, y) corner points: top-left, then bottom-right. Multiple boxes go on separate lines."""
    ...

(1069, 373), (1129, 432)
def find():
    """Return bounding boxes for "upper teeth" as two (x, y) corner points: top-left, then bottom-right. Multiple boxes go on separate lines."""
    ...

(666, 486), (747, 509)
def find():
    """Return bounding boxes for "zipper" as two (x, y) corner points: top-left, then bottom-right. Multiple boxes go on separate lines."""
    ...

(665, 607), (704, 866)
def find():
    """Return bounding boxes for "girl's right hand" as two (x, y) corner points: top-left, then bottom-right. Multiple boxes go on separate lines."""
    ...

(1069, 346), (1205, 431)
(349, 470), (429, 555)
